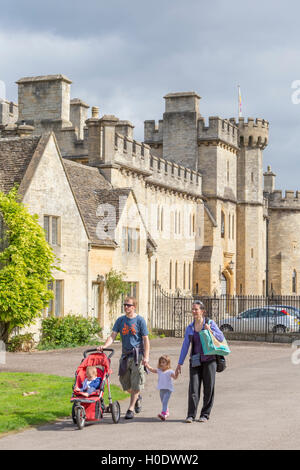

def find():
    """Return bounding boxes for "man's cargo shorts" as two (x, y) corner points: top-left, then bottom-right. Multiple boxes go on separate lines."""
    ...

(119, 354), (146, 392)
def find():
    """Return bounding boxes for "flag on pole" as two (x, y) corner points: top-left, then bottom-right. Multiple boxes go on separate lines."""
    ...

(238, 85), (242, 118)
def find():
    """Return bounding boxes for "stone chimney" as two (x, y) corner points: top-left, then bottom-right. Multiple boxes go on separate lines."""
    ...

(16, 74), (73, 133)
(17, 123), (34, 137)
(162, 92), (201, 169)
(86, 107), (101, 166)
(115, 120), (134, 139)
(70, 98), (89, 140)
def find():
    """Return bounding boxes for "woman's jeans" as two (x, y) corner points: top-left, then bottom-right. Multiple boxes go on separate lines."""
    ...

(160, 389), (172, 413)
(187, 359), (217, 419)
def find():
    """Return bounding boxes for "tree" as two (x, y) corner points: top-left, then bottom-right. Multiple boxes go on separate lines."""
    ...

(0, 188), (58, 345)
(105, 269), (128, 326)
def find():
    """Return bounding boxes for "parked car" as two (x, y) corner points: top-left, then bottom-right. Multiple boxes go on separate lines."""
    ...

(219, 307), (300, 333)
(269, 305), (300, 320)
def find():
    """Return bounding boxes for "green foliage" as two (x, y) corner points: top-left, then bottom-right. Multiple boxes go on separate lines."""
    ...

(38, 314), (102, 350)
(105, 269), (128, 323)
(0, 188), (58, 344)
(0, 372), (129, 434)
(7, 333), (35, 352)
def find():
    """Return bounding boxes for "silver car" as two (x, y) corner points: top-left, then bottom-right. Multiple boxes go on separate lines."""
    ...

(219, 307), (300, 333)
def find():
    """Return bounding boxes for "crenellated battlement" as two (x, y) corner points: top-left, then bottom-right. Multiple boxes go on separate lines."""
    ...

(268, 189), (300, 209)
(197, 116), (239, 149)
(144, 120), (163, 144)
(114, 132), (202, 195)
(232, 117), (269, 149)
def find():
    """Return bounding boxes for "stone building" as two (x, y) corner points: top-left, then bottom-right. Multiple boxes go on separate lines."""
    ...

(0, 73), (299, 336)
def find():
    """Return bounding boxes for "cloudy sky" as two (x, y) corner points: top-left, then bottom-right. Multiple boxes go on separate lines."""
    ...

(1, 0), (300, 190)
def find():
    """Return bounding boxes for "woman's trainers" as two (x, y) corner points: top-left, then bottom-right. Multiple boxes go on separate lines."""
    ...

(158, 413), (166, 421)
(198, 416), (208, 423)
(185, 416), (194, 423)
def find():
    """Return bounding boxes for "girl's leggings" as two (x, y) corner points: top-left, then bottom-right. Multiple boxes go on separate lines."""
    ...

(160, 389), (172, 413)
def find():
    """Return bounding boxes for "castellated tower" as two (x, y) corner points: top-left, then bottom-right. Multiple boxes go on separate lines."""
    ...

(144, 92), (200, 169)
(235, 117), (269, 294)
(196, 117), (239, 295)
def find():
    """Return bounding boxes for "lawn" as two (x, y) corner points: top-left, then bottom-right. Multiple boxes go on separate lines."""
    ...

(0, 372), (128, 434)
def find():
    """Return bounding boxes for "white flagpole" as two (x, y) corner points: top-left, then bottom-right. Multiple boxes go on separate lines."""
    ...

(238, 85), (242, 118)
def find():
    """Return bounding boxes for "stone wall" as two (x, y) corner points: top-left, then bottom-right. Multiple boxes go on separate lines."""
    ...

(21, 135), (89, 339)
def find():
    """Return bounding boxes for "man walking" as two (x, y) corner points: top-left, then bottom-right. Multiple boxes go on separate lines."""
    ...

(98, 296), (150, 419)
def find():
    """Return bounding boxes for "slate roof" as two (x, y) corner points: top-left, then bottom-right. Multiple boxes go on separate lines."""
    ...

(0, 133), (156, 250)
(62, 159), (131, 246)
(0, 136), (41, 193)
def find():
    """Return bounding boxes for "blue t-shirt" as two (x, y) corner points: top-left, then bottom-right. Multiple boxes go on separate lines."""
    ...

(113, 315), (149, 352)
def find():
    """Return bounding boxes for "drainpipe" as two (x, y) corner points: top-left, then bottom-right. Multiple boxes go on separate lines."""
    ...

(265, 217), (269, 297)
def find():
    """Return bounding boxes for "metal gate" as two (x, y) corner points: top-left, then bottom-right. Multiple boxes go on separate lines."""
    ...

(151, 283), (300, 338)
(151, 283), (193, 337)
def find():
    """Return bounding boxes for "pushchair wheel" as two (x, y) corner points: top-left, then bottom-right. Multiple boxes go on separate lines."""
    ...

(71, 403), (77, 424)
(75, 405), (86, 430)
(111, 401), (120, 424)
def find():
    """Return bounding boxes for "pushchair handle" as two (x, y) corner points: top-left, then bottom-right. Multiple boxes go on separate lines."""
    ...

(83, 348), (114, 359)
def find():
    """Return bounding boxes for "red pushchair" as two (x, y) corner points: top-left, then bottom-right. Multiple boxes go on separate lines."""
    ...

(70, 348), (120, 429)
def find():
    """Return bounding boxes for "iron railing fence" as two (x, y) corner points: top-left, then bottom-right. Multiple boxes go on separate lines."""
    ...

(151, 284), (300, 338)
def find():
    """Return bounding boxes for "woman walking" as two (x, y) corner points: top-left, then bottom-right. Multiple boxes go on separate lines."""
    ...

(175, 300), (224, 423)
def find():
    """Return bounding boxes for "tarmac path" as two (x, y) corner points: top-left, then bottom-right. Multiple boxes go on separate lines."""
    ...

(0, 338), (300, 450)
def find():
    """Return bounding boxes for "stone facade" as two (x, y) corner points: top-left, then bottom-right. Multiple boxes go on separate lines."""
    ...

(1, 72), (300, 340)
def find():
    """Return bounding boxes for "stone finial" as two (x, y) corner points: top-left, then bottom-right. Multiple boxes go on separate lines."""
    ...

(17, 123), (35, 137)
(91, 107), (99, 118)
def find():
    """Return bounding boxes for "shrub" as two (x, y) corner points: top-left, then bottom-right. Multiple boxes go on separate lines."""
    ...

(7, 333), (35, 352)
(38, 315), (102, 350)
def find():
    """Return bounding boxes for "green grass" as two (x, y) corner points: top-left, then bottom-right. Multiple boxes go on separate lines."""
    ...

(0, 372), (129, 434)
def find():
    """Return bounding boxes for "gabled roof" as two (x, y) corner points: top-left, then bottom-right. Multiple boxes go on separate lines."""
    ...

(0, 136), (41, 193)
(63, 159), (131, 246)
(0, 132), (156, 250)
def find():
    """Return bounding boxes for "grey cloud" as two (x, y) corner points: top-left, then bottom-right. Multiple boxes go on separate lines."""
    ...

(1, 0), (300, 189)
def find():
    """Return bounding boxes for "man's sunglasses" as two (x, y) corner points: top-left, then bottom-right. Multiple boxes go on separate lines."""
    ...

(124, 303), (134, 307)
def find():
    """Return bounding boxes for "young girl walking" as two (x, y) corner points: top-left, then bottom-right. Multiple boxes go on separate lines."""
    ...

(147, 355), (178, 421)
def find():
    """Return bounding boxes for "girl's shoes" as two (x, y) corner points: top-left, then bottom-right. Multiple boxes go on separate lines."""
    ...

(158, 411), (168, 421)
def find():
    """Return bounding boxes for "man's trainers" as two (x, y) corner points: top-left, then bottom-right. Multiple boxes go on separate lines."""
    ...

(125, 409), (134, 419)
(198, 416), (208, 423)
(185, 416), (194, 423)
(134, 394), (142, 413)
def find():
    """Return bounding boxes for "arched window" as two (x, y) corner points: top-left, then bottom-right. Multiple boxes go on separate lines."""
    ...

(175, 261), (178, 289)
(292, 270), (297, 294)
(183, 263), (186, 290)
(221, 211), (225, 238)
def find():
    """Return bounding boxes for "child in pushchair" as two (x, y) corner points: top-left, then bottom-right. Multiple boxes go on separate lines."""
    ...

(70, 348), (120, 429)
